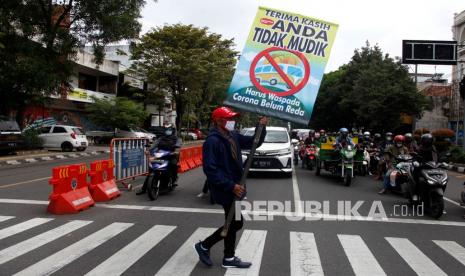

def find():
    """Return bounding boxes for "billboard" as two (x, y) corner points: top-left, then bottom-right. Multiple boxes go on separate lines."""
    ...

(224, 7), (339, 125)
(402, 40), (457, 65)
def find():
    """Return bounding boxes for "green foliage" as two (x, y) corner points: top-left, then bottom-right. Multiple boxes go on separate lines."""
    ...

(311, 42), (429, 132)
(87, 97), (147, 130)
(22, 128), (43, 149)
(449, 145), (465, 164)
(130, 24), (237, 129)
(0, 0), (146, 118)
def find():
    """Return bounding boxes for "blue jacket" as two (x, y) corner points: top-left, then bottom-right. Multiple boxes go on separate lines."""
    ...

(203, 127), (266, 206)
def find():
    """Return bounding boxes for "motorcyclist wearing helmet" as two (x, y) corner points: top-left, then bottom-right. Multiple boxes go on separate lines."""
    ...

(319, 129), (327, 143)
(137, 124), (182, 195)
(334, 128), (355, 150)
(416, 133), (437, 163)
(304, 129), (316, 145)
(379, 135), (409, 194)
(404, 133), (419, 154)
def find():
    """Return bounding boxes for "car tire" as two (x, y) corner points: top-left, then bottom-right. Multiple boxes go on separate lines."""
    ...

(61, 142), (73, 152)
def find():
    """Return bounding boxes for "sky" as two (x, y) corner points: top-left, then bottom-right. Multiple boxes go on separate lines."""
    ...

(140, 0), (465, 79)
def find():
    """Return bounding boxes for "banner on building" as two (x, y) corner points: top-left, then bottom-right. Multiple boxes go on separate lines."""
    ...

(224, 6), (338, 125)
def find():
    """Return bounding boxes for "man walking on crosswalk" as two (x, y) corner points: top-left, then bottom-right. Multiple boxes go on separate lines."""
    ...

(195, 106), (267, 268)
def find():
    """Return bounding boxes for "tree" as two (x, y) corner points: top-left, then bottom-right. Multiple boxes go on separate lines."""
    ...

(311, 42), (429, 132)
(87, 97), (147, 130)
(0, 0), (147, 121)
(130, 24), (237, 130)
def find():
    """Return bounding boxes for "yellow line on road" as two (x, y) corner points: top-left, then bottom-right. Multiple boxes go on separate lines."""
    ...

(0, 177), (51, 189)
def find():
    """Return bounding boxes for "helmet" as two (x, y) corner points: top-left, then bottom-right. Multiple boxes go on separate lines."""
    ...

(315, 132), (321, 139)
(363, 131), (371, 140)
(385, 132), (393, 141)
(374, 133), (381, 139)
(394, 135), (405, 143)
(211, 106), (239, 121)
(420, 133), (433, 148)
(340, 128), (349, 138)
(405, 133), (413, 142)
(163, 124), (176, 136)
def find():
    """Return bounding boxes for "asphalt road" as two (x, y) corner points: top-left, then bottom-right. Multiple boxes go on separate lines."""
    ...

(0, 157), (465, 275)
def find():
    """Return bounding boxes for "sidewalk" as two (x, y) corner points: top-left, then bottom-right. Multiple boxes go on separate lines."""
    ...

(0, 141), (204, 166)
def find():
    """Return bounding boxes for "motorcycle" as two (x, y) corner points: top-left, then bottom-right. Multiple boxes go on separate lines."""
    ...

(320, 144), (356, 186)
(355, 143), (370, 176)
(292, 139), (300, 166)
(145, 148), (176, 200)
(393, 154), (448, 219)
(305, 144), (318, 170)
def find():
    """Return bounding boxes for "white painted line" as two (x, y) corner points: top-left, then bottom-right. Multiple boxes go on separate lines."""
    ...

(68, 153), (79, 158)
(85, 225), (176, 276)
(155, 227), (216, 276)
(80, 153), (89, 156)
(0, 218), (54, 240)
(14, 222), (132, 276)
(386, 237), (446, 276)
(444, 197), (465, 208)
(1, 198), (465, 227)
(292, 167), (303, 215)
(338, 234), (386, 276)
(24, 158), (38, 163)
(0, 215), (14, 222)
(225, 230), (267, 276)
(0, 220), (92, 265)
(433, 240), (465, 266)
(290, 232), (324, 276)
(55, 155), (66, 159)
(6, 160), (21, 165)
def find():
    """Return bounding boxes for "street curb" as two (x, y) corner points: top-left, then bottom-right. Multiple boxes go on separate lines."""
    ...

(447, 163), (465, 174)
(0, 150), (109, 166)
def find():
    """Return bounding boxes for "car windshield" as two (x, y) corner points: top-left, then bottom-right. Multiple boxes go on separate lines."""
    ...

(0, 118), (21, 132)
(242, 129), (289, 143)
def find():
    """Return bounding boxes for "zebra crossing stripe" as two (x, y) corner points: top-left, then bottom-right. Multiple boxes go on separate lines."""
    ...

(14, 222), (133, 276)
(85, 225), (176, 276)
(338, 234), (386, 276)
(0, 220), (92, 265)
(386, 237), (447, 276)
(225, 230), (267, 276)
(155, 227), (216, 276)
(0, 215), (14, 222)
(290, 232), (324, 276)
(433, 240), (465, 266)
(0, 218), (54, 240)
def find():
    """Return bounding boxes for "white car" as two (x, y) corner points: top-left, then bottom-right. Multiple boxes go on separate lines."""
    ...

(115, 127), (156, 140)
(241, 126), (292, 176)
(39, 125), (88, 152)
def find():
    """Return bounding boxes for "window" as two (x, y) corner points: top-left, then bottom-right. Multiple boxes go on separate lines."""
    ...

(98, 76), (117, 94)
(263, 66), (272, 73)
(72, 128), (84, 135)
(255, 67), (263, 73)
(78, 73), (97, 91)
(52, 126), (67, 133)
(41, 126), (52, 134)
(0, 118), (20, 132)
(288, 66), (303, 77)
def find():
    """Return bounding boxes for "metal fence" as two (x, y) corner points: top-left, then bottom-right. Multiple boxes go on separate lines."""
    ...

(110, 138), (149, 182)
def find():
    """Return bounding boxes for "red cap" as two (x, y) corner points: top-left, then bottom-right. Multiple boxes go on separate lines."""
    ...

(211, 106), (239, 121)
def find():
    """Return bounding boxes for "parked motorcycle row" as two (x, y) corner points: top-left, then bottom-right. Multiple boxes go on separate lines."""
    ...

(291, 130), (455, 219)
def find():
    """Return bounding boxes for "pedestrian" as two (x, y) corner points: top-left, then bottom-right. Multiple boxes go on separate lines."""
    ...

(194, 106), (267, 268)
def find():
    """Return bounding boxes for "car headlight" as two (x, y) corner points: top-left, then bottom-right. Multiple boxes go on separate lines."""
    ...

(277, 149), (292, 155)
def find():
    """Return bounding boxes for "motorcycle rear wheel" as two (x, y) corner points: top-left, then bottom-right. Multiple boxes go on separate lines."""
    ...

(344, 170), (352, 186)
(147, 174), (160, 201)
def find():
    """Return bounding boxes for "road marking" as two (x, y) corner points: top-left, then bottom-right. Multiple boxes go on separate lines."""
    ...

(338, 234), (386, 276)
(0, 215), (14, 222)
(292, 167), (303, 215)
(0, 177), (51, 189)
(386, 237), (446, 276)
(225, 230), (267, 276)
(290, 232), (324, 276)
(85, 225), (176, 276)
(0, 218), (53, 240)
(433, 240), (465, 266)
(0, 220), (92, 265)
(444, 197), (465, 208)
(14, 222), (132, 276)
(155, 227), (216, 276)
(1, 198), (465, 227)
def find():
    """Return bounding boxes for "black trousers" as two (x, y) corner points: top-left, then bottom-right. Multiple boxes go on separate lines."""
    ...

(202, 203), (244, 258)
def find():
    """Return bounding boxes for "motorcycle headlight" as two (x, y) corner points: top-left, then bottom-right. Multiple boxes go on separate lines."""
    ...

(427, 179), (435, 185)
(413, 161), (420, 168)
(345, 152), (354, 159)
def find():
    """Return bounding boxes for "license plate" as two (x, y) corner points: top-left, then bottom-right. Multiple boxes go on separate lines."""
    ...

(8, 143), (16, 147)
(254, 161), (271, 168)
(81, 142), (86, 146)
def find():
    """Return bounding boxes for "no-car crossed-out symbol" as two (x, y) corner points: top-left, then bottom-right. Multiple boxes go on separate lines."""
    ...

(249, 46), (310, 97)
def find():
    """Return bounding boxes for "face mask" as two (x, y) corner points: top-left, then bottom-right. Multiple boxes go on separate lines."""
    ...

(165, 130), (173, 136)
(396, 143), (402, 148)
(225, 120), (236, 131)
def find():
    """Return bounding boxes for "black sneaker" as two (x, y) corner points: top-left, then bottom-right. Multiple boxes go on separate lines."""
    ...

(194, 242), (213, 267)
(222, 256), (252, 268)
(136, 189), (146, 195)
